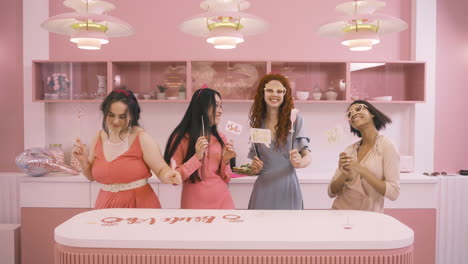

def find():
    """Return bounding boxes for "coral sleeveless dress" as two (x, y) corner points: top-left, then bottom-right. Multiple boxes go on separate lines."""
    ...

(92, 132), (161, 209)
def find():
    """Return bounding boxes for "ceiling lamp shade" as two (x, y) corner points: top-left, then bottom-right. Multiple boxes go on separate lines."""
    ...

(318, 0), (407, 51)
(41, 0), (134, 50)
(180, 0), (268, 49)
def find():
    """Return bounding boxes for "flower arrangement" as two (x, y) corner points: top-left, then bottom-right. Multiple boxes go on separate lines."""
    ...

(47, 73), (70, 93)
(157, 84), (169, 93)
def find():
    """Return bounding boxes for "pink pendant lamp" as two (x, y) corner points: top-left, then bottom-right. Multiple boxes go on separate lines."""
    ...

(41, 0), (134, 50)
(180, 0), (268, 49)
(318, 0), (407, 51)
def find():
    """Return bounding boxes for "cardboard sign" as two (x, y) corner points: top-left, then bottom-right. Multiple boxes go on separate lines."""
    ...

(289, 108), (299, 132)
(325, 125), (345, 144)
(225, 120), (243, 136)
(249, 128), (272, 148)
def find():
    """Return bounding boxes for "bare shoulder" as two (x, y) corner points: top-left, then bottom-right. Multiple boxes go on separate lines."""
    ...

(86, 131), (102, 156)
(131, 126), (144, 135)
(136, 129), (156, 146)
(90, 131), (101, 147)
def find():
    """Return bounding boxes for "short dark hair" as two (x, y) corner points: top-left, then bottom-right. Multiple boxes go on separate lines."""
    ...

(348, 100), (392, 137)
(100, 89), (141, 137)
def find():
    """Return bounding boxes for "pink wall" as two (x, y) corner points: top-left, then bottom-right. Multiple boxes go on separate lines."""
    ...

(0, 0), (23, 171)
(435, 0), (468, 172)
(48, 0), (411, 61)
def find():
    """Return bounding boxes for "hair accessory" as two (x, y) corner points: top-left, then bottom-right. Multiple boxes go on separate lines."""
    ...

(114, 89), (130, 97)
(198, 84), (209, 98)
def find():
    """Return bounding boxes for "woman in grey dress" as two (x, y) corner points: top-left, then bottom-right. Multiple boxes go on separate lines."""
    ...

(248, 74), (312, 210)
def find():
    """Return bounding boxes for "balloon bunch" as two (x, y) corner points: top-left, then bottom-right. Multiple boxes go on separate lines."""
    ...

(15, 148), (79, 177)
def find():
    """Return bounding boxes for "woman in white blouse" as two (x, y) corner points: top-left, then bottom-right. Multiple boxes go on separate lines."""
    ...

(328, 100), (400, 213)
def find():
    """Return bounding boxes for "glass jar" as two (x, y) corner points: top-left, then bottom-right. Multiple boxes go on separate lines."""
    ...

(47, 144), (64, 171)
(312, 84), (322, 100)
(325, 81), (338, 100)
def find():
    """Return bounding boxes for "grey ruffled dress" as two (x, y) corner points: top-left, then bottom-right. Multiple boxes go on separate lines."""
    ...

(247, 114), (310, 210)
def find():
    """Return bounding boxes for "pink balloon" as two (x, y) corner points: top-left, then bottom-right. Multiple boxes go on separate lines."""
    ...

(15, 148), (79, 177)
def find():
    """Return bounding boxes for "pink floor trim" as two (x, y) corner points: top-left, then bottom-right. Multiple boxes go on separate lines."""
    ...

(55, 243), (413, 264)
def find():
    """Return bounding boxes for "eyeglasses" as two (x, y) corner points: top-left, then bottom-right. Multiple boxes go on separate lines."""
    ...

(264, 88), (287, 95)
(346, 104), (368, 120)
(423, 172), (447, 176)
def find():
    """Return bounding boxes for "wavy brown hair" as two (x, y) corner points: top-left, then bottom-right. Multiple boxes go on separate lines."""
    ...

(249, 74), (294, 149)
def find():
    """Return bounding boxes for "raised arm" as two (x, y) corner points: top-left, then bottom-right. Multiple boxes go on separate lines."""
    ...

(72, 132), (99, 182)
(140, 132), (181, 184)
(170, 136), (205, 182)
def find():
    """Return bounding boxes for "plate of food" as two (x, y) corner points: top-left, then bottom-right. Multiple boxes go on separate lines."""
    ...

(232, 164), (257, 176)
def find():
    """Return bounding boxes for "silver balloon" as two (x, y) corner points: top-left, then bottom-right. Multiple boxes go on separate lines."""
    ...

(15, 148), (79, 177)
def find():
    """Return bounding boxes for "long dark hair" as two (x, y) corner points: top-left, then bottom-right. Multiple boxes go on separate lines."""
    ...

(164, 88), (225, 183)
(348, 100), (392, 137)
(249, 74), (294, 148)
(100, 89), (141, 139)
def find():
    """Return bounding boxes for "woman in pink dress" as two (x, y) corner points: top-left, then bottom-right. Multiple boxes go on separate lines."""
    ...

(72, 89), (181, 209)
(328, 100), (400, 213)
(164, 87), (236, 209)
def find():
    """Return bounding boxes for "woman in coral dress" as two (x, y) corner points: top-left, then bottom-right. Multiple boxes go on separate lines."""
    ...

(164, 87), (236, 209)
(72, 89), (181, 208)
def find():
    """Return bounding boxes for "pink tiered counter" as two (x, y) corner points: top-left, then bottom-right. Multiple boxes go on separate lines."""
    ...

(54, 209), (414, 264)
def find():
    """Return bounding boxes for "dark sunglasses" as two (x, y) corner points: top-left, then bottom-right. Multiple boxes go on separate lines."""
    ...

(423, 172), (447, 176)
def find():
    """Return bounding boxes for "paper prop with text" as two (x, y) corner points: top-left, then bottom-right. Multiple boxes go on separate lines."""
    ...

(325, 125), (345, 144)
(225, 120), (243, 136)
(249, 128), (272, 148)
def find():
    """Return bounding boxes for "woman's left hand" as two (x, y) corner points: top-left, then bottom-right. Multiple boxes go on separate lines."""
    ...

(222, 142), (237, 164)
(289, 149), (302, 168)
(160, 169), (182, 184)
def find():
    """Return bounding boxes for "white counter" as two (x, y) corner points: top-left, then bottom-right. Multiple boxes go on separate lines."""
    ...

(17, 171), (438, 184)
(13, 172), (439, 209)
(55, 209), (414, 250)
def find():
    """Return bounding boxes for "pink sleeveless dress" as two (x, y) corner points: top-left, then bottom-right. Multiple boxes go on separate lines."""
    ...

(92, 133), (161, 209)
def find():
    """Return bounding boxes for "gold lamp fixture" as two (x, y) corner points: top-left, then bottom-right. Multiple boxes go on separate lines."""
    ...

(318, 0), (407, 51)
(41, 0), (134, 50)
(180, 0), (268, 49)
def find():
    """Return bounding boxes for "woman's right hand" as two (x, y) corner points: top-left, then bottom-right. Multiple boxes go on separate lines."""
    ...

(338, 152), (351, 176)
(195, 136), (209, 160)
(250, 156), (263, 174)
(72, 138), (89, 164)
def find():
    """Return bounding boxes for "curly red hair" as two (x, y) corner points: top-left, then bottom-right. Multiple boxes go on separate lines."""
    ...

(249, 74), (295, 149)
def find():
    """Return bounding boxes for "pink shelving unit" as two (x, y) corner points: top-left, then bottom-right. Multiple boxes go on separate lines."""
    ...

(349, 62), (426, 103)
(33, 60), (425, 104)
(33, 61), (107, 102)
(271, 61), (348, 102)
(111, 61), (188, 102)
